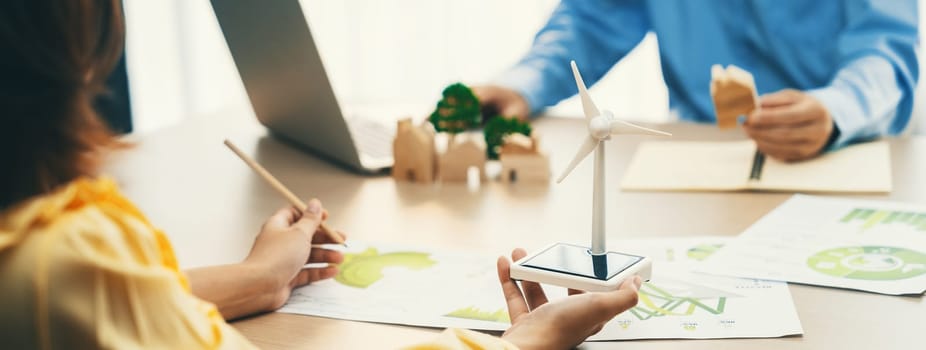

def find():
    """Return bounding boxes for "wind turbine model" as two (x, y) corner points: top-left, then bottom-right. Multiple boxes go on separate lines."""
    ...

(509, 61), (671, 292)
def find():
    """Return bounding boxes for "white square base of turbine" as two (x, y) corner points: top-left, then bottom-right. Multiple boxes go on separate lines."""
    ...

(509, 242), (652, 292)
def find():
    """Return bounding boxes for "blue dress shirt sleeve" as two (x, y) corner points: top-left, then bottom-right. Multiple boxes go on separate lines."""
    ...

(494, 0), (651, 115)
(804, 0), (919, 149)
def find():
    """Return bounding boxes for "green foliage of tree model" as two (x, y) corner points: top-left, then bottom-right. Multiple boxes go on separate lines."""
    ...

(429, 83), (482, 134)
(428, 82), (533, 159)
(484, 116), (532, 159)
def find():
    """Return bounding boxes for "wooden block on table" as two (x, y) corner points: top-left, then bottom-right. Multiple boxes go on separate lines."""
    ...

(710, 64), (758, 130)
(392, 118), (436, 183)
(438, 133), (486, 182)
(499, 133), (536, 155)
(500, 154), (550, 182)
(499, 134), (550, 183)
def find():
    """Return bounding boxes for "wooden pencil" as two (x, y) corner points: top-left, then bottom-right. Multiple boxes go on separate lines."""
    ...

(223, 139), (346, 246)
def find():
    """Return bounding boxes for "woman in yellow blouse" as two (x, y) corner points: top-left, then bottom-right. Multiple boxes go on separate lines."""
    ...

(0, 1), (639, 349)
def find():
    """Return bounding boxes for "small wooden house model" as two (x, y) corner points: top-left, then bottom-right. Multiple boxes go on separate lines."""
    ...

(710, 64), (758, 130)
(438, 133), (486, 182)
(392, 118), (436, 183)
(499, 133), (550, 183)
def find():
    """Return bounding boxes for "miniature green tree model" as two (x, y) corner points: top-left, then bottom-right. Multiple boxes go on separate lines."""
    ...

(428, 83), (482, 134)
(428, 82), (534, 159)
(484, 116), (532, 160)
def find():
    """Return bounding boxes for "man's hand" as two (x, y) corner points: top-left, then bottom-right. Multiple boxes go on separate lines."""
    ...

(472, 85), (530, 121)
(744, 89), (835, 162)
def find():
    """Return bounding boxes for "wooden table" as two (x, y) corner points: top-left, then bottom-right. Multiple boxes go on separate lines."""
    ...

(107, 106), (926, 349)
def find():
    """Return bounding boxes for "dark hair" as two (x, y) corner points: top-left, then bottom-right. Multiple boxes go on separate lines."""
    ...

(0, 0), (125, 209)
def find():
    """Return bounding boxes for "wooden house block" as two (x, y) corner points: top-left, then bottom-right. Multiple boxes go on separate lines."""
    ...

(392, 118), (436, 183)
(499, 133), (536, 155)
(438, 133), (486, 182)
(499, 134), (550, 182)
(710, 64), (758, 130)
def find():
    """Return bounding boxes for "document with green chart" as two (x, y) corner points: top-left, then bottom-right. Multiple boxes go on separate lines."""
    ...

(588, 237), (802, 340)
(698, 195), (926, 295)
(279, 239), (803, 340)
(280, 243), (512, 331)
(621, 140), (891, 193)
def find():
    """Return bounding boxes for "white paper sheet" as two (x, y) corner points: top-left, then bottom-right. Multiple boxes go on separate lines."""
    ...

(279, 239), (803, 341)
(589, 237), (802, 340)
(279, 243), (510, 331)
(698, 195), (926, 295)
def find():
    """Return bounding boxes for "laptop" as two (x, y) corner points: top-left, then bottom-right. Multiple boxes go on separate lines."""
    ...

(211, 0), (395, 173)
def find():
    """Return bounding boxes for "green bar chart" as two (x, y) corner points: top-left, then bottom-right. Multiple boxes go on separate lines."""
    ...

(840, 208), (926, 232)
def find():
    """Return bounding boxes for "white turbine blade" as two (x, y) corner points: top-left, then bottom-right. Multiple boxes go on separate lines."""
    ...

(610, 119), (672, 136)
(571, 60), (600, 121)
(556, 136), (599, 183)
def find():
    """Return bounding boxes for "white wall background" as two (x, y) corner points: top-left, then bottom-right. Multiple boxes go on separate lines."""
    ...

(124, 0), (668, 133)
(125, 0), (922, 135)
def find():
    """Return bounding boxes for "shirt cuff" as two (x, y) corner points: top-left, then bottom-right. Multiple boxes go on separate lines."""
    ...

(492, 65), (548, 117)
(806, 87), (857, 151)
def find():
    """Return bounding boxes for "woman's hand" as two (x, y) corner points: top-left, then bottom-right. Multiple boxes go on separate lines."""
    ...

(245, 198), (346, 310)
(186, 199), (346, 319)
(497, 248), (641, 350)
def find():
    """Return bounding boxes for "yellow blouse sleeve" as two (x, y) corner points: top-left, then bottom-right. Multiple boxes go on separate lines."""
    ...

(0, 178), (256, 350)
(402, 328), (519, 350)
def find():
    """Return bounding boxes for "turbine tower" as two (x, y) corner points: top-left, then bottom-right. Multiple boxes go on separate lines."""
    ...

(558, 60), (671, 256)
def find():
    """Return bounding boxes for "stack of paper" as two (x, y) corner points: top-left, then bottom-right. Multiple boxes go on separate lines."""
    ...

(279, 239), (804, 340)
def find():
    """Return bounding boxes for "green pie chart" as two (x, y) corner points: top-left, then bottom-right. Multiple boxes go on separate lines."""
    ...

(807, 246), (926, 280)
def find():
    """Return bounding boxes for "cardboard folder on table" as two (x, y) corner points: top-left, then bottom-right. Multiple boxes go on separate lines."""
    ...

(621, 140), (891, 193)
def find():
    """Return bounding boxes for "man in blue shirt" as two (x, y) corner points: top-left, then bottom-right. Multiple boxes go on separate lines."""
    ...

(475, 0), (919, 161)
